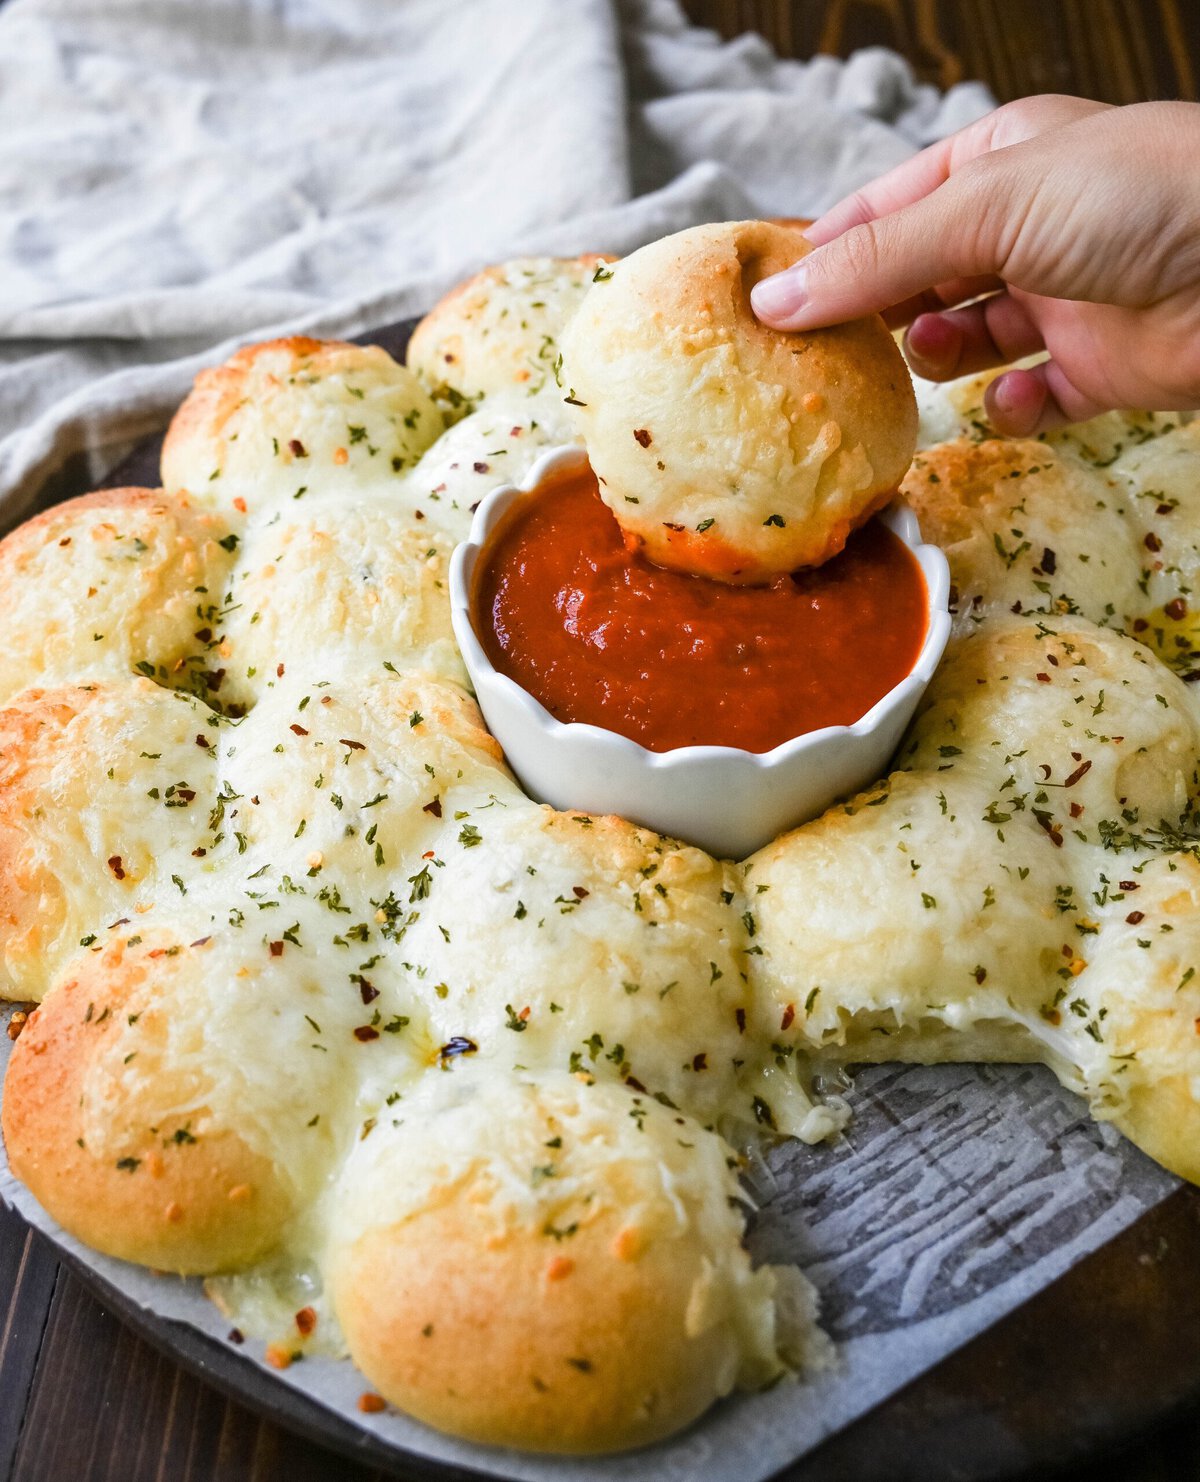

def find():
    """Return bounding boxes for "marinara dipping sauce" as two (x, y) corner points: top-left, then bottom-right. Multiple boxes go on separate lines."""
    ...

(473, 465), (928, 754)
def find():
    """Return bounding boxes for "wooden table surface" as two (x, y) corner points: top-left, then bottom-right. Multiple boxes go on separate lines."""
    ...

(3, 3), (1200, 1481)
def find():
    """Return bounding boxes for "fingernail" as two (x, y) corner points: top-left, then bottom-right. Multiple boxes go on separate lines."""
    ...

(751, 268), (807, 322)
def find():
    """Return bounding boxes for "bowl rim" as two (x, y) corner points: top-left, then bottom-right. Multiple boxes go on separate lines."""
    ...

(449, 443), (953, 772)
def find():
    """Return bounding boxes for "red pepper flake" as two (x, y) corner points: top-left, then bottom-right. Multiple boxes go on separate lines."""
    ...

(58, 536), (72, 547)
(422, 850), (435, 860)
(194, 627), (212, 642)
(233, 496), (247, 514)
(663, 521), (685, 532)
(1165, 597), (1189, 621)
(354, 1026), (380, 1042)
(295, 1307), (317, 1337)
(571, 886), (589, 900)
(264, 1344), (293, 1370)
(974, 966), (987, 984)
(1036, 813), (1064, 847)
(1119, 881), (1138, 892)
(288, 439), (307, 458)
(269, 941), (284, 957)
(1132, 618), (1149, 633)
(1036, 672), (1051, 683)
(1062, 944), (1074, 958)
(1069, 802), (1084, 818)
(340, 738), (366, 751)
(1144, 532), (1162, 552)
(276, 663), (286, 678)
(228, 1328), (244, 1345)
(108, 855), (126, 880)
(414, 509), (425, 520)
(203, 670), (226, 693)
(356, 977), (379, 1005)
(1156, 502), (1174, 515)
(192, 847), (207, 858)
(633, 428), (652, 448)
(289, 723), (309, 736)
(1126, 911), (1145, 925)
(473, 461), (489, 474)
(1038, 764), (1052, 780)
(780, 1003), (795, 1032)
(1063, 759), (1093, 788)
(195, 734), (211, 749)
(692, 1052), (708, 1071)
(358, 1393), (386, 1414)
(423, 798), (442, 818)
(735, 1007), (746, 1033)
(7, 1011), (28, 1042)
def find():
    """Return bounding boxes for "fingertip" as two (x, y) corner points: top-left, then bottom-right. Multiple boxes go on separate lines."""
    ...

(903, 313), (963, 380)
(750, 267), (810, 329)
(983, 368), (1047, 437)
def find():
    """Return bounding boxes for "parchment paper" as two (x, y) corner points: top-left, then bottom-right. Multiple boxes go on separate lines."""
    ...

(0, 1006), (1178, 1480)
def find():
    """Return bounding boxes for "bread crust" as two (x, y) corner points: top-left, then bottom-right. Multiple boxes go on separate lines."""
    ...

(407, 254), (616, 400)
(3, 941), (293, 1272)
(558, 221), (917, 581)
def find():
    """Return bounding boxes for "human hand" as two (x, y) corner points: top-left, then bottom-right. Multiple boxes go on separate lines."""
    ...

(751, 96), (1200, 435)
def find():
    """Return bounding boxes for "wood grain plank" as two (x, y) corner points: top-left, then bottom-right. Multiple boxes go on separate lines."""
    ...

(0, 1206), (59, 1480)
(682, 0), (1199, 101)
(10, 1266), (387, 1482)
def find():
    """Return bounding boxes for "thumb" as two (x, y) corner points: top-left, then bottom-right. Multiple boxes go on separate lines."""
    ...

(752, 162), (1010, 331)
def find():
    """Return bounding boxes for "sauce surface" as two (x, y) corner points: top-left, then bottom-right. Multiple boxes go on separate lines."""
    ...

(474, 466), (928, 754)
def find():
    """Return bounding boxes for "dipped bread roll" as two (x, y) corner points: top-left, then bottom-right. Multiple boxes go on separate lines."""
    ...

(558, 220), (917, 581)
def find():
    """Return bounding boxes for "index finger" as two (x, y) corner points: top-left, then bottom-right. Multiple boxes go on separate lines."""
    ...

(806, 94), (1111, 247)
(804, 134), (963, 246)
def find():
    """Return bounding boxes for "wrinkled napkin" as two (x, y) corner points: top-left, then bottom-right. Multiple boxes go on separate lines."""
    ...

(0, 0), (992, 529)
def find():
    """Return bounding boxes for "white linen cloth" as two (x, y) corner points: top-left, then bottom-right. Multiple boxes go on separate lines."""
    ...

(0, 0), (993, 530)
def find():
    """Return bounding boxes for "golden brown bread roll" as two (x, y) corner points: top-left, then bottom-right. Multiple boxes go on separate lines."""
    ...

(0, 488), (236, 709)
(557, 220), (917, 581)
(0, 680), (221, 1000)
(4, 931), (297, 1272)
(407, 254), (617, 403)
(328, 1069), (817, 1453)
(746, 613), (1200, 1185)
(161, 337), (441, 516)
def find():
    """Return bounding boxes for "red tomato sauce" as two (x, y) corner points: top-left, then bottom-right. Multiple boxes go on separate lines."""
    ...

(473, 465), (928, 754)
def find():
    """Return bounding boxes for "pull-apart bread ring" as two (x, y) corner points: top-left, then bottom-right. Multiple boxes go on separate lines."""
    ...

(557, 221), (918, 581)
(2, 240), (1200, 1456)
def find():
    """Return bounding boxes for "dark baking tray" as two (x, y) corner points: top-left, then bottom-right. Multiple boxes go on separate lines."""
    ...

(15, 315), (1200, 1482)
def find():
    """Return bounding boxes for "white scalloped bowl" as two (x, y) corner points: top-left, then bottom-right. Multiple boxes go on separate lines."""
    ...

(450, 445), (952, 859)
